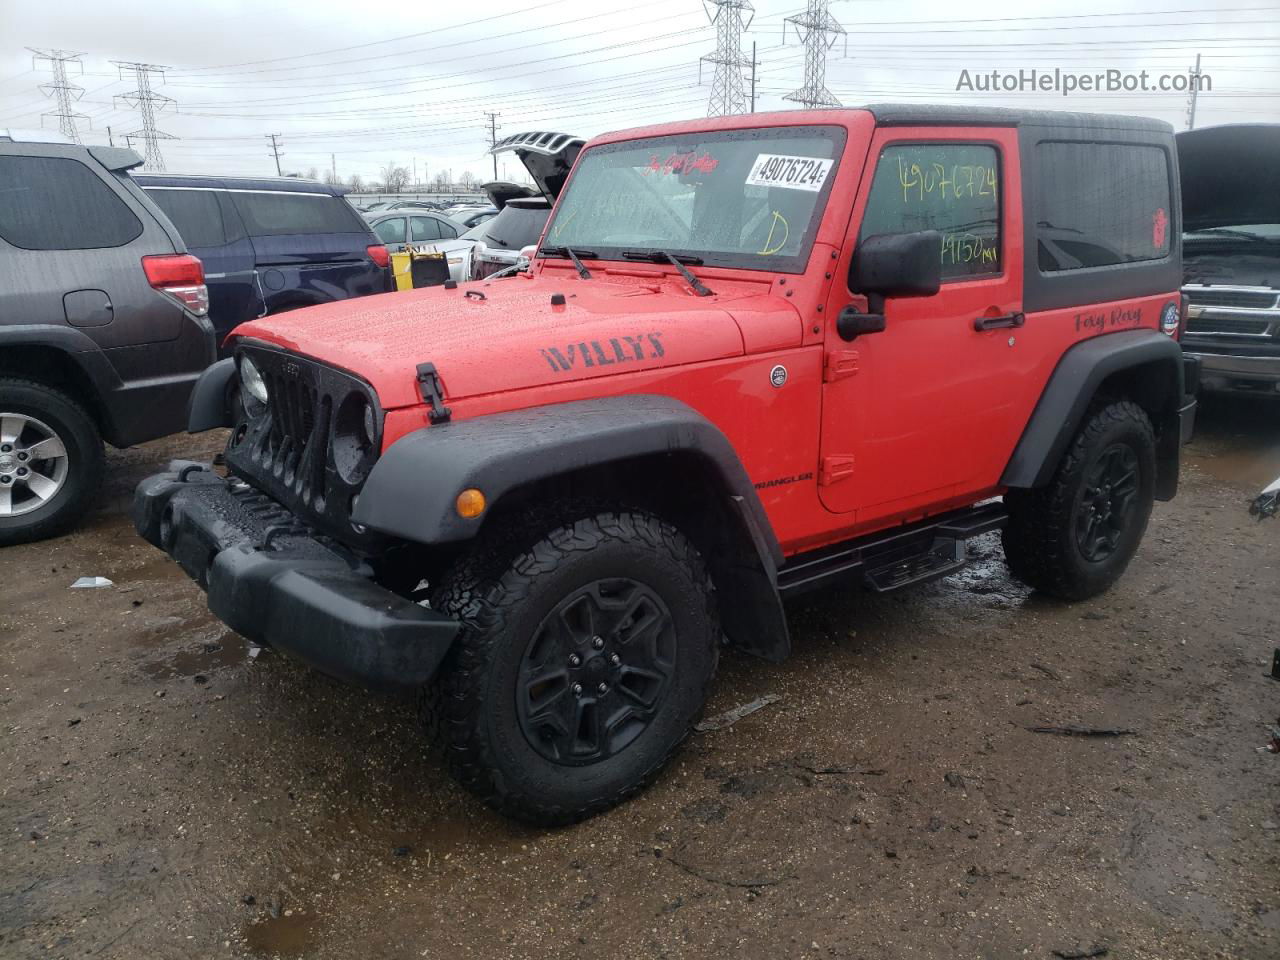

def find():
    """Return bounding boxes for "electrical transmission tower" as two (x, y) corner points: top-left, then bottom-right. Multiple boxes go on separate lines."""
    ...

(111, 61), (176, 172)
(701, 0), (754, 118)
(783, 0), (846, 110)
(483, 111), (501, 180)
(28, 48), (88, 144)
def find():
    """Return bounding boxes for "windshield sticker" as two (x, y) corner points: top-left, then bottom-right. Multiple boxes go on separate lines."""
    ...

(745, 154), (833, 192)
(644, 151), (719, 176)
(540, 332), (666, 373)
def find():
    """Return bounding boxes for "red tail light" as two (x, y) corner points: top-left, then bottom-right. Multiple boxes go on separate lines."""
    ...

(366, 244), (390, 269)
(142, 254), (209, 317)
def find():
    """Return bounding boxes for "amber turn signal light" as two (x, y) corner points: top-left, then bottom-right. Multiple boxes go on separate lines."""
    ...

(455, 488), (486, 519)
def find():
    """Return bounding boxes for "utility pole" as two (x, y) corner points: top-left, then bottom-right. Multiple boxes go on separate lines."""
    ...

(784, 0), (846, 110)
(331, 153), (336, 184)
(28, 48), (87, 144)
(750, 41), (758, 112)
(701, 0), (754, 117)
(266, 134), (283, 176)
(112, 61), (176, 172)
(106, 126), (114, 147)
(1185, 53), (1202, 130)
(483, 112), (501, 179)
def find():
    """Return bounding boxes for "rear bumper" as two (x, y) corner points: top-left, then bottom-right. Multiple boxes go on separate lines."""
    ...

(133, 462), (459, 692)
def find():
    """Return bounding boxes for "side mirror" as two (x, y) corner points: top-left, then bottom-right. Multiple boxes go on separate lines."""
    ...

(838, 230), (943, 342)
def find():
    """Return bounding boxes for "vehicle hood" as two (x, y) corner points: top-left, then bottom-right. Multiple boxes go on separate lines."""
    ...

(1178, 124), (1280, 230)
(230, 273), (787, 409)
(1184, 250), (1280, 288)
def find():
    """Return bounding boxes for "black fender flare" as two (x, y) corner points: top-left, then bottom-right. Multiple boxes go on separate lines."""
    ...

(353, 394), (792, 662)
(1001, 329), (1186, 497)
(187, 357), (236, 432)
(0, 325), (126, 440)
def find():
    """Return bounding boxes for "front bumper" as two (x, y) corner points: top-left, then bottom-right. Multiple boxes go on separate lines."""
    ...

(1182, 348), (1280, 393)
(133, 462), (460, 692)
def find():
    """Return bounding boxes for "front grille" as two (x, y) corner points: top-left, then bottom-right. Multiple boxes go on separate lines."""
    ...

(1185, 289), (1279, 309)
(226, 344), (383, 545)
(1186, 317), (1273, 336)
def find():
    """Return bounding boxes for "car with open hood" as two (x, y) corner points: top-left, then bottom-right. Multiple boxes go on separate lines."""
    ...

(135, 105), (1196, 825)
(1178, 124), (1280, 395)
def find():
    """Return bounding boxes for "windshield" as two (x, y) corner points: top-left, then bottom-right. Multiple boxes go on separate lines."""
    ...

(543, 125), (845, 272)
(461, 203), (549, 249)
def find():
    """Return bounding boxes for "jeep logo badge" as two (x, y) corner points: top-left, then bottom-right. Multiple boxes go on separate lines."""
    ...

(770, 365), (788, 388)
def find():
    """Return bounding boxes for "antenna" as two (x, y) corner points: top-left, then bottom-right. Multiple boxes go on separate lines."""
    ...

(28, 48), (88, 144)
(111, 61), (176, 172)
(701, 0), (754, 118)
(783, 0), (846, 110)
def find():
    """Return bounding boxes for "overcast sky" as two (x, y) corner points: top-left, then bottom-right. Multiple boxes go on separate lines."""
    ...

(1, 0), (1276, 187)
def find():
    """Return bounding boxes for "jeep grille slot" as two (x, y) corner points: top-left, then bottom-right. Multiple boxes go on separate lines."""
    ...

(227, 345), (381, 545)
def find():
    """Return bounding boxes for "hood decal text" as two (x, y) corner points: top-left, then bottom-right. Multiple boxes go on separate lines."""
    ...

(540, 332), (666, 373)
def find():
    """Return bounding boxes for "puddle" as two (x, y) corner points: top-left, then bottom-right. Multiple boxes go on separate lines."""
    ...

(243, 911), (320, 957)
(140, 631), (247, 680)
(1187, 395), (1280, 491)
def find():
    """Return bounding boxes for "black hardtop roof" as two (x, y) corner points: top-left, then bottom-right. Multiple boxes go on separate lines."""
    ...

(862, 103), (1174, 134)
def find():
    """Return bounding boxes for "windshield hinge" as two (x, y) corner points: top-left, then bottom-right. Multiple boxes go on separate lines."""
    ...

(415, 363), (452, 424)
(824, 350), (860, 382)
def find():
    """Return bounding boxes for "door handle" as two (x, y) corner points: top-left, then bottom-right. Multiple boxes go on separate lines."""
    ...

(973, 312), (1024, 332)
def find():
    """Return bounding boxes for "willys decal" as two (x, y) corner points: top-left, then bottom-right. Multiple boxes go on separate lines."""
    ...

(540, 332), (666, 373)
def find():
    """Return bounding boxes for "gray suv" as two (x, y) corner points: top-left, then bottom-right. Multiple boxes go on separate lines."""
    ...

(0, 132), (216, 545)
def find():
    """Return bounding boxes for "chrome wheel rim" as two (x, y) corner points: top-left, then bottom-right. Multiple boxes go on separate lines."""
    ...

(0, 413), (70, 517)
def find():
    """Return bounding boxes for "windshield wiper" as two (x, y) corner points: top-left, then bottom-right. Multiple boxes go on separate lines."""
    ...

(620, 250), (713, 297)
(540, 244), (594, 279)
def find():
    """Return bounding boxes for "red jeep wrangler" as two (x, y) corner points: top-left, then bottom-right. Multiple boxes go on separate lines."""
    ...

(136, 106), (1197, 824)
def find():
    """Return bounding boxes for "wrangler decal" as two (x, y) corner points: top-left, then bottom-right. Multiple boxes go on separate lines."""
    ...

(540, 332), (666, 373)
(755, 472), (814, 490)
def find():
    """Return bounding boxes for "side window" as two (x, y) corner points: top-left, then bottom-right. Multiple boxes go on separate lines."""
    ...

(0, 155), (143, 250)
(438, 221), (458, 239)
(144, 188), (227, 248)
(230, 191), (369, 237)
(373, 218), (405, 245)
(1035, 142), (1172, 272)
(410, 216), (441, 242)
(859, 143), (1001, 280)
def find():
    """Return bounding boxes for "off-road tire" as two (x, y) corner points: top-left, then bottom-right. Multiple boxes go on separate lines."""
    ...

(422, 507), (719, 826)
(1002, 398), (1156, 600)
(0, 378), (104, 547)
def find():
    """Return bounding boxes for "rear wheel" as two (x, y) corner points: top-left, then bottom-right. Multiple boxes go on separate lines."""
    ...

(1003, 398), (1156, 600)
(422, 508), (719, 825)
(0, 379), (104, 546)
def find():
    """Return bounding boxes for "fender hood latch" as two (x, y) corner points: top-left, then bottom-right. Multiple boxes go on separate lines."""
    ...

(415, 363), (452, 425)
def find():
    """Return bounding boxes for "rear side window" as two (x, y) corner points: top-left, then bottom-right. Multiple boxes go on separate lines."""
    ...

(410, 216), (442, 242)
(145, 188), (228, 248)
(859, 143), (1001, 280)
(1035, 142), (1172, 272)
(0, 155), (143, 250)
(230, 190), (367, 237)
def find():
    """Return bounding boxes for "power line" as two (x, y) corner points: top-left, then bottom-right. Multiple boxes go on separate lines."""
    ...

(111, 61), (176, 171)
(783, 0), (846, 109)
(27, 48), (88, 143)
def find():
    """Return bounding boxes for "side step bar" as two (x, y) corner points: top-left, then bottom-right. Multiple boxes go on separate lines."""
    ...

(776, 501), (1008, 597)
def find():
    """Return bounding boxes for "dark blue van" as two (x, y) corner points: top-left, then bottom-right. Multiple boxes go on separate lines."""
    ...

(134, 174), (391, 353)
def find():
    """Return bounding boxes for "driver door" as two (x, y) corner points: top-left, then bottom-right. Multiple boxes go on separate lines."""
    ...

(818, 127), (1025, 523)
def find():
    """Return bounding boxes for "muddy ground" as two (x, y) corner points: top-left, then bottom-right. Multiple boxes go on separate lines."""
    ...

(2, 395), (1278, 960)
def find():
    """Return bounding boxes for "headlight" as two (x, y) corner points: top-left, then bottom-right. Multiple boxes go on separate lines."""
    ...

(239, 356), (269, 406)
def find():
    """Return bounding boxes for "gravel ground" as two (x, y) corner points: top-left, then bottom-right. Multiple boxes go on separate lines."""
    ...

(2, 395), (1277, 960)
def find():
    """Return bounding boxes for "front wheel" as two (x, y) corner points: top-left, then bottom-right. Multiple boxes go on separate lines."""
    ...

(423, 508), (719, 825)
(1003, 398), (1156, 600)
